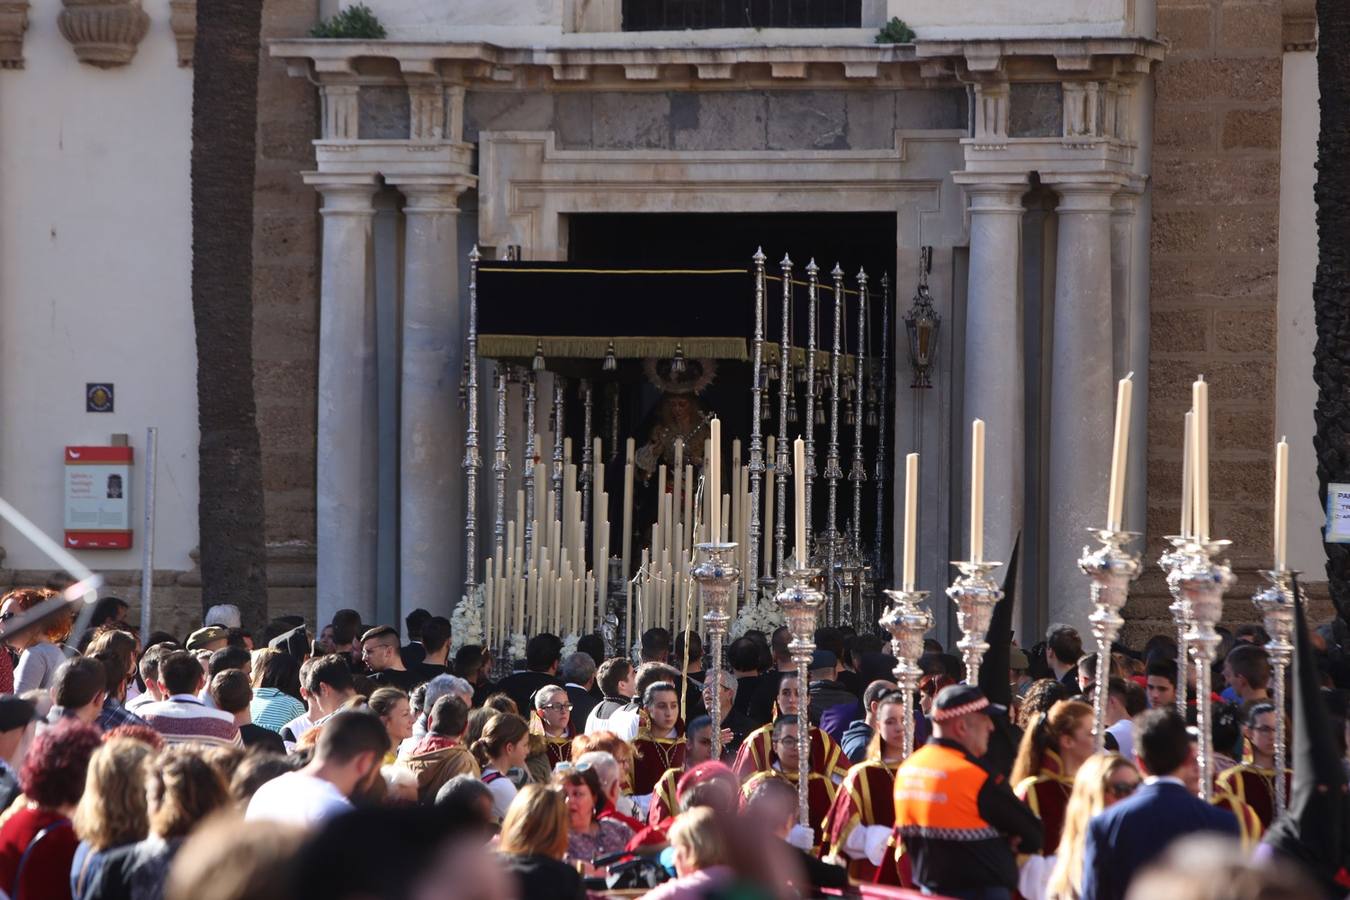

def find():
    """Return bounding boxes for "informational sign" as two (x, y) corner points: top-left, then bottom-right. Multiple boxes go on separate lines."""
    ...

(86, 383), (114, 413)
(1327, 483), (1350, 544)
(64, 446), (132, 549)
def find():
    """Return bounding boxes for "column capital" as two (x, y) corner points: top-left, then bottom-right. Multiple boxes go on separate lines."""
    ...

(303, 173), (380, 214)
(1042, 175), (1128, 213)
(387, 177), (474, 212)
(953, 173), (1028, 213)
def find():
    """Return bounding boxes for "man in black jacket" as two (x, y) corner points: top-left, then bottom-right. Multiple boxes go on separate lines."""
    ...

(560, 651), (600, 730)
(495, 634), (564, 714)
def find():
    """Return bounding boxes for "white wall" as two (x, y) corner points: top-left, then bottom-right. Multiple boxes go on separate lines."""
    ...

(1276, 50), (1323, 579)
(0, 0), (197, 572)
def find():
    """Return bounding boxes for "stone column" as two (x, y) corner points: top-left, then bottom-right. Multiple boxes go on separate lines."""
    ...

(1046, 180), (1121, 631)
(307, 175), (381, 628)
(955, 175), (1027, 572)
(390, 179), (467, 620)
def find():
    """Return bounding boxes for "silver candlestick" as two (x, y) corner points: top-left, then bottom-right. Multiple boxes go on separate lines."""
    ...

(775, 255), (793, 581)
(1177, 538), (1235, 802)
(1078, 529), (1141, 751)
(1159, 535), (1193, 717)
(1251, 568), (1296, 816)
(463, 246), (482, 593)
(880, 588), (933, 759)
(945, 560), (1004, 686)
(693, 542), (740, 761)
(775, 567), (824, 828)
(746, 249), (767, 610)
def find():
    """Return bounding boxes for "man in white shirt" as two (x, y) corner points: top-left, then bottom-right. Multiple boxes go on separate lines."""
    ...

(246, 709), (390, 827)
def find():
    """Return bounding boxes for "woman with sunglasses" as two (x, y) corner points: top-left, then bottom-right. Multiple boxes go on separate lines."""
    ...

(1031, 753), (1141, 900)
(554, 761), (633, 875)
(820, 690), (908, 884)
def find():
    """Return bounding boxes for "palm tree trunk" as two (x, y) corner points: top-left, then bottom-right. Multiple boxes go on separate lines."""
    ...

(1315, 0), (1350, 620)
(190, 0), (270, 632)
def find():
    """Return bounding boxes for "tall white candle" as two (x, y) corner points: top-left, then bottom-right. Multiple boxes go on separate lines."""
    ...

(1106, 373), (1134, 531)
(970, 419), (985, 563)
(1275, 436), (1289, 571)
(1180, 410), (1194, 539)
(903, 452), (919, 591)
(1192, 376), (1209, 542)
(793, 437), (807, 569)
(709, 419), (721, 524)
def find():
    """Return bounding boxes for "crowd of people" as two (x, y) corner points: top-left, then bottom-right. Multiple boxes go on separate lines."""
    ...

(0, 582), (1340, 900)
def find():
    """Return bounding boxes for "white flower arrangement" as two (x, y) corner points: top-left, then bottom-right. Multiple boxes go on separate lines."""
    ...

(449, 586), (485, 653)
(561, 633), (580, 658)
(730, 598), (784, 638)
(507, 631), (528, 665)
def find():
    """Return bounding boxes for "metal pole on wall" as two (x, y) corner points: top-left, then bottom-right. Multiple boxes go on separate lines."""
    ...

(463, 247), (482, 594)
(746, 249), (767, 610)
(139, 426), (158, 643)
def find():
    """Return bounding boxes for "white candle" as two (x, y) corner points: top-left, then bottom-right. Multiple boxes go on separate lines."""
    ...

(1106, 374), (1133, 531)
(793, 437), (807, 569)
(1180, 411), (1194, 539)
(1275, 436), (1289, 571)
(970, 419), (985, 563)
(709, 418), (721, 528)
(1192, 376), (1209, 542)
(672, 439), (684, 552)
(903, 452), (919, 591)
(621, 450), (634, 581)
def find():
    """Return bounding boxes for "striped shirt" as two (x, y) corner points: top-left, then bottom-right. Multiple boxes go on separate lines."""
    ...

(251, 687), (307, 733)
(140, 695), (243, 748)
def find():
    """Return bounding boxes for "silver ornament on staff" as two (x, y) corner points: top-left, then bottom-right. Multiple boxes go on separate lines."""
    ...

(1078, 529), (1141, 751)
(1177, 538), (1235, 802)
(945, 560), (1003, 686)
(1251, 568), (1296, 816)
(879, 588), (933, 759)
(775, 566), (824, 828)
(692, 541), (739, 760)
(1159, 536), (1194, 717)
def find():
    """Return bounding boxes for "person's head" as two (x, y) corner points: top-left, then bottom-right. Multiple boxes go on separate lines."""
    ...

(359, 626), (402, 672)
(1234, 623), (1271, 647)
(554, 762), (607, 829)
(675, 760), (739, 815)
(499, 784), (569, 859)
(1046, 753), (1142, 899)
(643, 681), (680, 735)
(483, 693), (518, 716)
(727, 637), (762, 674)
(575, 634), (604, 668)
(770, 626), (792, 667)
(252, 648), (302, 699)
(405, 608), (432, 641)
(570, 731), (635, 779)
(229, 751), (300, 806)
(867, 690), (907, 761)
(1134, 707), (1192, 778)
(204, 604), (242, 630)
(209, 669), (253, 718)
(576, 750), (623, 803)
(1242, 702), (1278, 763)
(52, 657), (108, 723)
(88, 596), (130, 629)
(304, 654), (357, 714)
(1145, 659), (1178, 709)
(863, 679), (899, 724)
(138, 643), (175, 699)
(423, 674), (474, 719)
(1047, 626), (1083, 669)
(775, 671), (801, 716)
(560, 651), (597, 689)
(685, 716), (714, 765)
(164, 817), (305, 900)
(1012, 698), (1095, 783)
(634, 662), (681, 699)
(208, 645), (252, 679)
(434, 773), (496, 823)
(160, 649), (207, 697)
(368, 687), (414, 744)
(21, 720), (102, 811)
(1, 587), (70, 649)
(701, 669), (736, 725)
(330, 609), (363, 648)
(147, 745), (230, 840)
(641, 627), (672, 663)
(668, 806), (728, 878)
(72, 737), (152, 851)
(533, 684), (571, 736)
(428, 694), (470, 741)
(313, 710), (391, 796)
(772, 715), (802, 771)
(1016, 678), (1068, 728)
(597, 658), (636, 698)
(930, 685), (1000, 758)
(525, 633), (563, 673)
(187, 626), (230, 654)
(86, 627), (138, 698)
(741, 770), (798, 839)
(0, 696), (37, 763)
(471, 712), (529, 770)
(673, 629), (702, 669)
(1076, 654), (1098, 692)
(421, 617), (451, 660)
(1123, 833), (1320, 900)
(1222, 644), (1271, 699)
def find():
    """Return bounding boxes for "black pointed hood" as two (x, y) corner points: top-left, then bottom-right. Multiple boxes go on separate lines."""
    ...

(978, 535), (1022, 779)
(1263, 577), (1350, 892)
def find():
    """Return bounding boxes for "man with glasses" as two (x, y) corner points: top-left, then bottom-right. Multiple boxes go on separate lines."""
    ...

(733, 672), (848, 783)
(1214, 702), (1291, 831)
(532, 685), (573, 769)
(360, 626), (420, 692)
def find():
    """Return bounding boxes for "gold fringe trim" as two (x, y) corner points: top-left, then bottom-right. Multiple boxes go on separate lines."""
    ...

(477, 334), (749, 362)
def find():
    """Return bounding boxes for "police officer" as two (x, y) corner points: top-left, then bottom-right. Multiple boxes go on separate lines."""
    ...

(893, 684), (1042, 900)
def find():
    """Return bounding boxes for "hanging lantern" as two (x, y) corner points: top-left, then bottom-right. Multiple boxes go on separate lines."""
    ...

(532, 339), (546, 372)
(671, 344), (687, 376)
(602, 340), (617, 372)
(905, 246), (941, 389)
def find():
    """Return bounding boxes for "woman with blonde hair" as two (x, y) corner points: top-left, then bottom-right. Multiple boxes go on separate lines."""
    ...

(1024, 753), (1141, 900)
(496, 783), (586, 900)
(71, 738), (153, 898)
(1012, 699), (1096, 859)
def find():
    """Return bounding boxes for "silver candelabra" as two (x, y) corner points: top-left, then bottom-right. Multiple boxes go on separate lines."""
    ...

(776, 567), (824, 828)
(1159, 536), (1194, 717)
(945, 560), (1004, 686)
(880, 588), (933, 759)
(1177, 538), (1235, 802)
(693, 542), (740, 761)
(1251, 568), (1296, 816)
(1078, 529), (1141, 751)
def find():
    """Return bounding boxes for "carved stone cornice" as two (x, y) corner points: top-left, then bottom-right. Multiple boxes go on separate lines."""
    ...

(0, 0), (28, 69)
(58, 0), (150, 68)
(1283, 0), (1316, 52)
(169, 0), (195, 67)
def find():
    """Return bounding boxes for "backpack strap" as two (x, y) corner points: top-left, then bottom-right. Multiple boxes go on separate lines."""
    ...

(15, 817), (71, 900)
(482, 771), (506, 785)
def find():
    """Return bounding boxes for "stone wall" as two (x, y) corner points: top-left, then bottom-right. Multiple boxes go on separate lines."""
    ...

(1137, 0), (1301, 640)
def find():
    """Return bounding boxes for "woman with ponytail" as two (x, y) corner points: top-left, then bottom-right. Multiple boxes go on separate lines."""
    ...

(1011, 699), (1095, 858)
(472, 712), (530, 820)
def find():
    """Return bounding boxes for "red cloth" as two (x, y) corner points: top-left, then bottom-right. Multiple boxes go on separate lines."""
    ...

(0, 650), (12, 696)
(410, 734), (460, 756)
(0, 807), (75, 900)
(597, 806), (643, 833)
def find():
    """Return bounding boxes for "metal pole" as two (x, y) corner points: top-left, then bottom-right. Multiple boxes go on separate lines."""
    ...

(694, 542), (739, 760)
(523, 372), (537, 564)
(139, 427), (158, 643)
(825, 265), (845, 617)
(747, 249), (767, 610)
(1079, 530), (1141, 751)
(552, 377), (565, 521)
(804, 261), (819, 562)
(1253, 569), (1295, 815)
(873, 274), (889, 580)
(492, 366), (509, 559)
(850, 270), (868, 558)
(581, 379), (595, 552)
(776, 255), (793, 577)
(463, 247), (482, 594)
